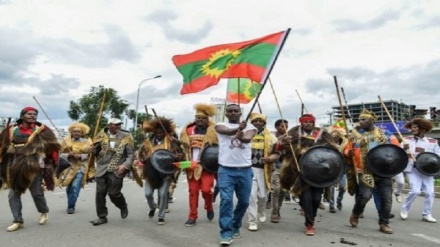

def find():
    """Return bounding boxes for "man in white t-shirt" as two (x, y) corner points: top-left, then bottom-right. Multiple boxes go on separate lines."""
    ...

(215, 104), (257, 246)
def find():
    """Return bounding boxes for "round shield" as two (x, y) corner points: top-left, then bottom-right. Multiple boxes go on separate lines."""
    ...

(56, 156), (72, 176)
(415, 152), (440, 176)
(149, 149), (178, 175)
(200, 145), (219, 173)
(299, 145), (345, 188)
(366, 144), (408, 177)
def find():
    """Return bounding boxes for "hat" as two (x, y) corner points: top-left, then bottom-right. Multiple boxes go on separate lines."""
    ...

(68, 122), (90, 134)
(359, 109), (378, 122)
(404, 118), (434, 132)
(108, 118), (123, 125)
(20, 106), (38, 116)
(194, 103), (217, 117)
(299, 114), (315, 123)
(249, 112), (267, 123)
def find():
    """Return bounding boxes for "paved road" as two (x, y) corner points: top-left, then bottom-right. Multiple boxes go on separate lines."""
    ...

(1, 176), (440, 247)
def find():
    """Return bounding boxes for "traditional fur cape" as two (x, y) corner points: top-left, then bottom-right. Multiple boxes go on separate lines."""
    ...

(179, 120), (218, 180)
(0, 122), (61, 193)
(279, 125), (337, 196)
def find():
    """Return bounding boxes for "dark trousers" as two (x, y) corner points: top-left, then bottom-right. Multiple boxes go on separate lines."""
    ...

(95, 172), (127, 219)
(299, 186), (324, 226)
(353, 176), (392, 225)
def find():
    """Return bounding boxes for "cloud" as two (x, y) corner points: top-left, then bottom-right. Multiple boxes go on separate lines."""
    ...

(146, 9), (213, 44)
(37, 25), (141, 67)
(332, 10), (401, 32)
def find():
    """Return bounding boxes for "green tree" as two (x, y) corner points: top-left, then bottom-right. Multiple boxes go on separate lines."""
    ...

(67, 85), (129, 136)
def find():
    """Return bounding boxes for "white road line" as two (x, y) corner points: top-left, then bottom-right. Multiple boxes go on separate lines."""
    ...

(412, 233), (440, 244)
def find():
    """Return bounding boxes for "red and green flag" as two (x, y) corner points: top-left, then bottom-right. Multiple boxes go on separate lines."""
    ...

(172, 31), (285, 95)
(173, 160), (198, 169)
(226, 78), (262, 104)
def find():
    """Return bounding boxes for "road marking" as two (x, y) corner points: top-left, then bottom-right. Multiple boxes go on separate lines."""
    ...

(412, 233), (440, 244)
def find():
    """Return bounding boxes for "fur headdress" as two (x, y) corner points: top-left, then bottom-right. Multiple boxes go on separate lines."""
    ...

(194, 103), (217, 117)
(359, 109), (378, 122)
(142, 117), (176, 134)
(404, 118), (434, 132)
(68, 122), (90, 135)
(249, 112), (267, 123)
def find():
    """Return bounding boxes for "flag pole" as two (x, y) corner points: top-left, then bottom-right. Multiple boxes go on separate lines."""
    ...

(245, 28), (291, 121)
(251, 82), (263, 113)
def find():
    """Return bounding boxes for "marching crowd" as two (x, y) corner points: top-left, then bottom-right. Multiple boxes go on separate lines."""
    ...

(0, 104), (439, 246)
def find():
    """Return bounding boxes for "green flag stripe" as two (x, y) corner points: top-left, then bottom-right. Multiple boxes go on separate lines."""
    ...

(227, 79), (262, 95)
(177, 43), (276, 84)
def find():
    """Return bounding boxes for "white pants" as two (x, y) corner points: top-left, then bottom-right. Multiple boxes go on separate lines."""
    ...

(402, 169), (435, 215)
(393, 172), (405, 195)
(247, 167), (266, 224)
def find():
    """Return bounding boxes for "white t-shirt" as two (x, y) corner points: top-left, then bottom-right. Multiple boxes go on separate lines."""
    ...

(216, 122), (256, 168)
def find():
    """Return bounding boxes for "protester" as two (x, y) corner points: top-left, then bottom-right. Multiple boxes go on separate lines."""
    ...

(180, 103), (218, 227)
(400, 118), (440, 223)
(89, 118), (134, 226)
(215, 104), (257, 246)
(246, 113), (278, 231)
(58, 122), (93, 214)
(0, 106), (60, 232)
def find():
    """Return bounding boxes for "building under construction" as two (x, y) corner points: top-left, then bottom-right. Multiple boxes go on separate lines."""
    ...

(331, 99), (412, 123)
(331, 99), (440, 140)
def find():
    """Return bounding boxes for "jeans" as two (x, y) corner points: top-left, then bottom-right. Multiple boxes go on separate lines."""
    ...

(353, 176), (392, 225)
(218, 165), (253, 239)
(9, 172), (49, 223)
(66, 171), (84, 209)
(329, 174), (346, 209)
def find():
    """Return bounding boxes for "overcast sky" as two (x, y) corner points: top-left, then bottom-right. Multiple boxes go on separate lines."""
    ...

(1, 0), (439, 131)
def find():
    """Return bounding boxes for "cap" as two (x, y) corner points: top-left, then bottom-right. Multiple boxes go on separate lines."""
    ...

(108, 118), (123, 125)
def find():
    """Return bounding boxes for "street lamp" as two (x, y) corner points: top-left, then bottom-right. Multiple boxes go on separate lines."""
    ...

(134, 75), (162, 132)
(326, 111), (334, 126)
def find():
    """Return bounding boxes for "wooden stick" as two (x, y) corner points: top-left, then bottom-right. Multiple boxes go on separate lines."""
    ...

(83, 88), (107, 186)
(295, 89), (308, 114)
(334, 76), (359, 184)
(268, 78), (300, 172)
(377, 95), (416, 161)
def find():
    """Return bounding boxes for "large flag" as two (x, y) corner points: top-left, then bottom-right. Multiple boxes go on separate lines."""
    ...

(226, 78), (261, 104)
(172, 31), (285, 95)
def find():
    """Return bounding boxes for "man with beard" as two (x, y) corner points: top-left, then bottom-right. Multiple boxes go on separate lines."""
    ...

(400, 118), (440, 223)
(0, 106), (60, 232)
(279, 113), (337, 236)
(246, 113), (278, 231)
(345, 109), (397, 234)
(215, 104), (257, 246)
(180, 103), (218, 227)
(89, 118), (134, 226)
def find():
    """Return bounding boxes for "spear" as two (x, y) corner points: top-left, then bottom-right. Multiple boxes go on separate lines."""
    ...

(295, 89), (308, 114)
(334, 76), (358, 184)
(83, 88), (107, 186)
